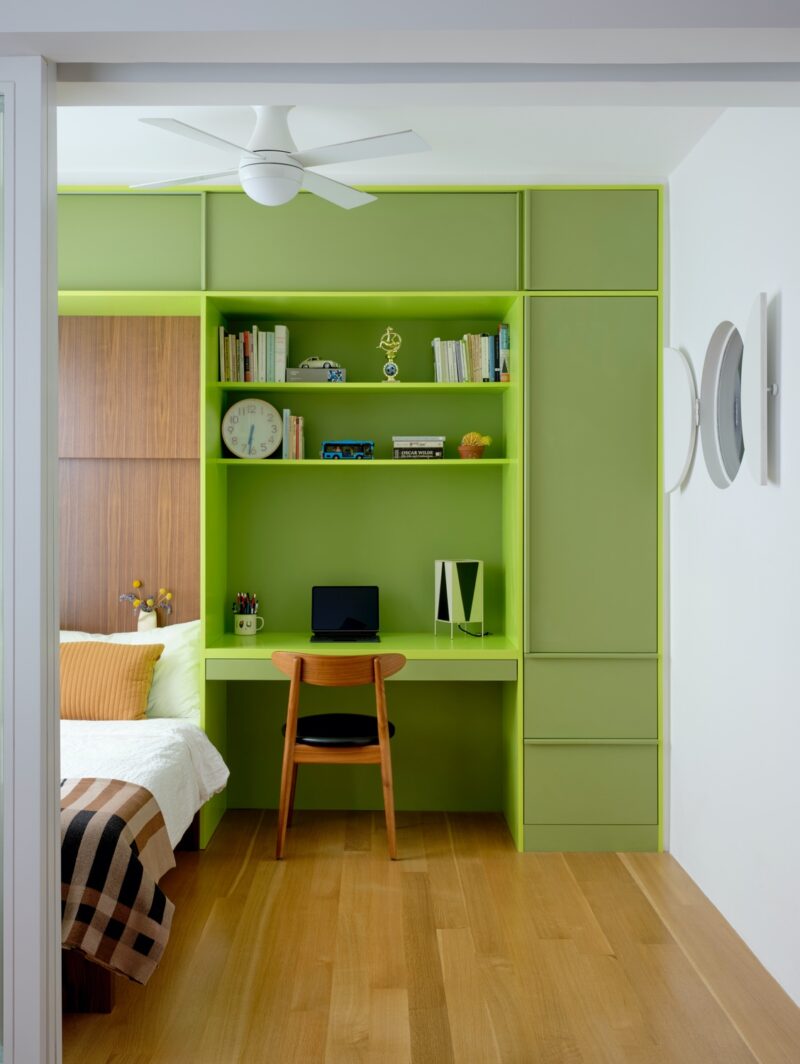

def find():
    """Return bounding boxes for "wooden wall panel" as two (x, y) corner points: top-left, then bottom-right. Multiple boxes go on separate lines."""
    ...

(59, 316), (200, 632)
(59, 317), (199, 459)
(59, 459), (199, 633)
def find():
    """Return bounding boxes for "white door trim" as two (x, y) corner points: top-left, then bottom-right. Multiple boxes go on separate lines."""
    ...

(0, 56), (60, 1064)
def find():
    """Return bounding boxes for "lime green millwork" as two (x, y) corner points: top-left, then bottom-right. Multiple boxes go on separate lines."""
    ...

(58, 186), (662, 852)
(524, 189), (659, 291)
(524, 658), (657, 739)
(59, 193), (203, 291)
(205, 192), (519, 291)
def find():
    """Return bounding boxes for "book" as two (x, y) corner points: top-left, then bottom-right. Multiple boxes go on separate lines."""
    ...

(275, 325), (288, 383)
(393, 447), (443, 459)
(282, 408), (290, 459)
(286, 367), (347, 382)
(216, 325), (290, 382)
(499, 322), (510, 382)
(431, 328), (509, 382)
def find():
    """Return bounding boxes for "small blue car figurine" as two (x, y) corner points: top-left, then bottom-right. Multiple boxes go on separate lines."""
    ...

(321, 440), (375, 460)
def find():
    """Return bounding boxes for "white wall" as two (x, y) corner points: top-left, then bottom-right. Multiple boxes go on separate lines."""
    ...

(669, 107), (800, 1005)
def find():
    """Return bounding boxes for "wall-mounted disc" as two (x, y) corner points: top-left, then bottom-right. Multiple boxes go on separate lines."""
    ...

(663, 347), (698, 493)
(741, 292), (768, 485)
(701, 321), (744, 489)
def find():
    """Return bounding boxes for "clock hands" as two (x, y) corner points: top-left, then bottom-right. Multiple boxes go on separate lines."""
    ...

(247, 424), (255, 456)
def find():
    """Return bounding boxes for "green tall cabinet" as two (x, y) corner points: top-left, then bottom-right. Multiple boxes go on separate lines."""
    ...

(523, 190), (660, 851)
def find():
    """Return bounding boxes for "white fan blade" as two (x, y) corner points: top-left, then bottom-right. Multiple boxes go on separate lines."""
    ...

(140, 118), (261, 160)
(131, 169), (239, 190)
(292, 129), (429, 169)
(303, 171), (376, 210)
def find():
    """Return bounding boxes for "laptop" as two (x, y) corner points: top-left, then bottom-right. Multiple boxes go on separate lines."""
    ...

(310, 585), (380, 643)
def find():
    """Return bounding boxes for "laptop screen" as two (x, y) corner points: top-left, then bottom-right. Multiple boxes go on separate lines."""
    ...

(311, 585), (379, 633)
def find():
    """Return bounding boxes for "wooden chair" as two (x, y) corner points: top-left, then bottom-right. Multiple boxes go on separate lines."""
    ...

(272, 652), (406, 860)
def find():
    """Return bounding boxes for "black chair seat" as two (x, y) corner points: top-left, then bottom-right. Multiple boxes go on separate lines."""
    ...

(283, 712), (396, 747)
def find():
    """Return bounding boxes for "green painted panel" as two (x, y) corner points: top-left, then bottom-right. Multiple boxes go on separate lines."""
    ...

(524, 742), (657, 824)
(524, 190), (658, 291)
(523, 824), (658, 852)
(206, 192), (519, 291)
(199, 680), (227, 847)
(527, 297), (657, 652)
(226, 681), (503, 811)
(224, 464), (507, 636)
(524, 658), (656, 738)
(58, 194), (202, 290)
(206, 658), (516, 682)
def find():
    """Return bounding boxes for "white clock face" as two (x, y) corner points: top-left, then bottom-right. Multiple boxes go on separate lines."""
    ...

(222, 399), (282, 459)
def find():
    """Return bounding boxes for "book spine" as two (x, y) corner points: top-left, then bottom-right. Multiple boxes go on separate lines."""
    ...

(218, 326), (226, 381)
(275, 324), (288, 383)
(393, 448), (443, 459)
(481, 334), (490, 382)
(499, 322), (510, 382)
(282, 408), (290, 459)
(243, 331), (252, 382)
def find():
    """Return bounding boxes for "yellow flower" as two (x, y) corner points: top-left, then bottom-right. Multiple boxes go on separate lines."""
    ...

(158, 588), (166, 596)
(146, 598), (155, 607)
(132, 598), (141, 608)
(132, 579), (142, 589)
(165, 592), (173, 601)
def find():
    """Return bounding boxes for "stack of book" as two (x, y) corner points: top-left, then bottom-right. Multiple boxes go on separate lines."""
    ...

(431, 323), (510, 383)
(392, 435), (445, 459)
(281, 409), (305, 460)
(218, 324), (289, 382)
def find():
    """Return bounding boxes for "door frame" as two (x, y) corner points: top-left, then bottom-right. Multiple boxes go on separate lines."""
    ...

(0, 56), (61, 1064)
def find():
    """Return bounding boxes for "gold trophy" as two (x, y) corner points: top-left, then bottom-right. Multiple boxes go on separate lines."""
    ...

(377, 326), (402, 382)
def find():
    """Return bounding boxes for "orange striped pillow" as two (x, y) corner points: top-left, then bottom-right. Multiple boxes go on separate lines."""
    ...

(60, 641), (165, 721)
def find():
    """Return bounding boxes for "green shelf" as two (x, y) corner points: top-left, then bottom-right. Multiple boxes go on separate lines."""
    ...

(210, 381), (511, 394)
(207, 458), (512, 468)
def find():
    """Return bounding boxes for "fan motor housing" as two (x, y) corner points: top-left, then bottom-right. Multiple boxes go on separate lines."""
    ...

(239, 152), (304, 206)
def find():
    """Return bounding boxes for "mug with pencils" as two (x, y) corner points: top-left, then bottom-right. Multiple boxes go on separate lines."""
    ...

(233, 593), (263, 635)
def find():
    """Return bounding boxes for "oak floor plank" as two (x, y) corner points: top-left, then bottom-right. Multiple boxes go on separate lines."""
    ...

(62, 812), (798, 1064)
(621, 852), (800, 1064)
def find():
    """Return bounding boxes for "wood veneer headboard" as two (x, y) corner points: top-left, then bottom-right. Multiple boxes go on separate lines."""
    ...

(59, 317), (200, 633)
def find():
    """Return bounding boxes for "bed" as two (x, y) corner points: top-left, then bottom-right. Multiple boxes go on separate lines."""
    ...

(59, 621), (229, 1010)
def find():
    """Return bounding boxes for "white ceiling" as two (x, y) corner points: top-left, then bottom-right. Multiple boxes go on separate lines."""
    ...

(57, 104), (723, 186)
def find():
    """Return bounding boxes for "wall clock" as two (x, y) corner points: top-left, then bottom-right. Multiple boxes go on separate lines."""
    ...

(222, 398), (282, 458)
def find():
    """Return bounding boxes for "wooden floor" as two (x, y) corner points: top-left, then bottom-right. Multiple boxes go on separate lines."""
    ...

(63, 810), (800, 1064)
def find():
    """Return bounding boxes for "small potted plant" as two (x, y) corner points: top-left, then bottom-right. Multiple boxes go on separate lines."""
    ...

(120, 580), (173, 631)
(458, 431), (492, 460)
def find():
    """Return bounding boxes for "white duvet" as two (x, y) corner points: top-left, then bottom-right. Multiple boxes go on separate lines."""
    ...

(60, 719), (229, 848)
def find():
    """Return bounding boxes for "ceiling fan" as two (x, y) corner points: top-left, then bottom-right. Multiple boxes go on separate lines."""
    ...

(132, 105), (430, 209)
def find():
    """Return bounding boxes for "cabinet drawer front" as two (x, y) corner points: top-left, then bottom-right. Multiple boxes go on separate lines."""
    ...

(206, 192), (519, 291)
(524, 742), (657, 824)
(524, 190), (658, 291)
(524, 658), (656, 739)
(526, 296), (658, 653)
(58, 194), (202, 291)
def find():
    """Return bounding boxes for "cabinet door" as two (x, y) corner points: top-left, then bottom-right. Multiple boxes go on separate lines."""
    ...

(527, 297), (657, 652)
(205, 191), (519, 291)
(58, 193), (202, 290)
(524, 190), (658, 292)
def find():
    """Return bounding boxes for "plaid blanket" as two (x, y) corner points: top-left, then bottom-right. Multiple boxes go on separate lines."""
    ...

(61, 777), (176, 985)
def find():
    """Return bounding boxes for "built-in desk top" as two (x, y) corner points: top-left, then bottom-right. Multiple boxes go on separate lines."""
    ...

(204, 632), (518, 682)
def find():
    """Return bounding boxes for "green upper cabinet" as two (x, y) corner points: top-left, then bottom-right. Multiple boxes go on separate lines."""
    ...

(527, 296), (657, 653)
(58, 194), (202, 290)
(205, 192), (519, 291)
(524, 190), (658, 291)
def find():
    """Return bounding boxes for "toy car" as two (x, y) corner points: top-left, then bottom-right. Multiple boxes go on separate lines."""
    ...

(299, 357), (341, 370)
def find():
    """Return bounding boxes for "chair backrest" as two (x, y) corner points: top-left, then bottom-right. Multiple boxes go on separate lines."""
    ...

(271, 651), (406, 687)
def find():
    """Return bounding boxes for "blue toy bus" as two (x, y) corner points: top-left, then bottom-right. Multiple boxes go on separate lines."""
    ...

(321, 440), (375, 460)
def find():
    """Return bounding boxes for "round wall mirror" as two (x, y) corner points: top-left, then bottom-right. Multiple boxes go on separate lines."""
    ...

(701, 321), (744, 488)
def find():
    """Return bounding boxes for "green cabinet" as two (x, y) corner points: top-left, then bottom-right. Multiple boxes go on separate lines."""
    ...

(526, 296), (658, 653)
(205, 191), (519, 291)
(523, 742), (657, 825)
(524, 190), (658, 291)
(58, 194), (202, 291)
(524, 658), (656, 739)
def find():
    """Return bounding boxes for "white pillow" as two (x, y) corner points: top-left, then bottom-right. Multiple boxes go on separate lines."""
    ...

(59, 620), (202, 724)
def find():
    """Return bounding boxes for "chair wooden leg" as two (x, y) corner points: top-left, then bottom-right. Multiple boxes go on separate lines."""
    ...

(379, 745), (398, 860)
(276, 749), (295, 860)
(287, 764), (298, 828)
